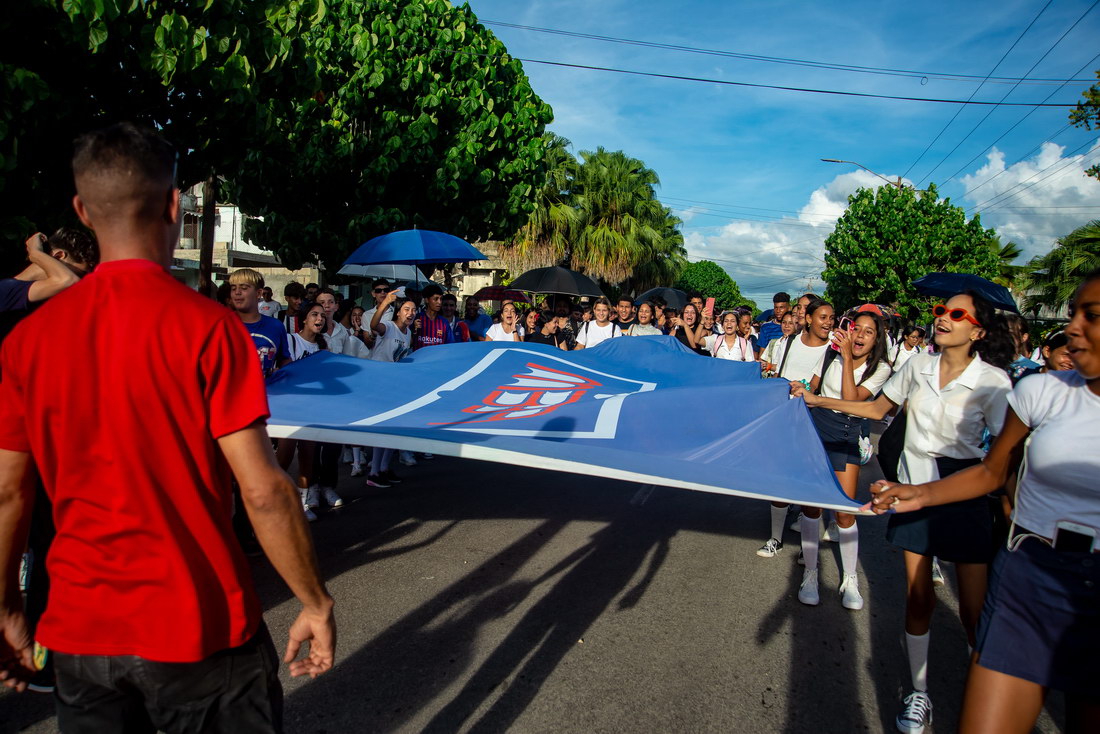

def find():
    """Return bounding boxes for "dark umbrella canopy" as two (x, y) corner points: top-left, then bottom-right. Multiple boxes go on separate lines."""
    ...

(508, 266), (604, 298)
(472, 286), (531, 303)
(912, 273), (1019, 313)
(343, 229), (487, 266)
(634, 286), (687, 310)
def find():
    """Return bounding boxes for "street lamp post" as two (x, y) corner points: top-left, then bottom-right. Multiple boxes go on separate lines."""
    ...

(821, 158), (906, 189)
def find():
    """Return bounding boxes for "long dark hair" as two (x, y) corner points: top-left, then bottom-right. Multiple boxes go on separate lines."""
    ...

(966, 291), (1014, 369)
(296, 302), (328, 351)
(851, 311), (891, 385)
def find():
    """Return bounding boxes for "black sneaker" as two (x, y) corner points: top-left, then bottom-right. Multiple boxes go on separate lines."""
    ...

(381, 469), (403, 484)
(756, 538), (783, 558)
(27, 649), (54, 694)
(365, 474), (391, 488)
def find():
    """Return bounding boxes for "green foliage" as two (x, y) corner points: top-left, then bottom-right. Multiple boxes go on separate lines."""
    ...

(1069, 70), (1100, 180)
(1018, 220), (1100, 314)
(224, 0), (554, 270)
(988, 236), (1024, 287)
(502, 142), (686, 292)
(0, 0), (323, 263)
(821, 184), (1001, 318)
(673, 260), (752, 311)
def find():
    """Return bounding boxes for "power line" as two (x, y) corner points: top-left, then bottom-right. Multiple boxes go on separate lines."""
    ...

(960, 123), (1074, 198)
(442, 48), (1080, 107)
(939, 51), (1100, 186)
(482, 19), (1094, 86)
(900, 0), (1054, 180)
(917, 1), (1100, 187)
(978, 147), (1100, 215)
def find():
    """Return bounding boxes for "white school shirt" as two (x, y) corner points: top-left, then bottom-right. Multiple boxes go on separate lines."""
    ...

(776, 333), (829, 382)
(576, 321), (620, 347)
(705, 333), (756, 361)
(369, 320), (412, 363)
(881, 352), (1011, 485)
(816, 357), (892, 412)
(257, 299), (281, 319)
(892, 343), (921, 370)
(1007, 371), (1100, 539)
(485, 323), (525, 342)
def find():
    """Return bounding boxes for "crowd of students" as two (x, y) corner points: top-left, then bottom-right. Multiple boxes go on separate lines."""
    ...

(6, 213), (1097, 733)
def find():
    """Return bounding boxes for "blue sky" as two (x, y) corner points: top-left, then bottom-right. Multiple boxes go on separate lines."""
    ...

(464, 0), (1100, 307)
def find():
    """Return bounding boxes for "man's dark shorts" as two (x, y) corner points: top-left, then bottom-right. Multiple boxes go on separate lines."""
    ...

(53, 624), (282, 734)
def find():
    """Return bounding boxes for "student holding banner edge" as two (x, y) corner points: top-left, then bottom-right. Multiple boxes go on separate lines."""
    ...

(793, 290), (1015, 734)
(865, 271), (1100, 734)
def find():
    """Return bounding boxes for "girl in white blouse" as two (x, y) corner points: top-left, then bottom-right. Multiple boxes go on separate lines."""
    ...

(869, 272), (1100, 734)
(794, 291), (1016, 734)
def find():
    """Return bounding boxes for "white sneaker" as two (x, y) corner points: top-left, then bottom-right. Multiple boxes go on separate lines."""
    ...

(896, 690), (933, 733)
(822, 521), (840, 543)
(931, 558), (946, 587)
(789, 513), (802, 533)
(350, 463), (364, 477)
(399, 450), (417, 466)
(797, 568), (820, 606)
(323, 488), (344, 509)
(756, 538), (783, 558)
(304, 485), (322, 509)
(840, 573), (864, 610)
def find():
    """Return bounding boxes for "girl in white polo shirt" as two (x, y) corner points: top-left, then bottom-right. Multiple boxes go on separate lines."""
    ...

(795, 290), (1015, 734)
(869, 272), (1100, 734)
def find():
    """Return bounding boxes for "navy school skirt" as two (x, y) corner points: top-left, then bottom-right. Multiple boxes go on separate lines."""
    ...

(976, 535), (1099, 695)
(886, 456), (1004, 564)
(810, 407), (865, 472)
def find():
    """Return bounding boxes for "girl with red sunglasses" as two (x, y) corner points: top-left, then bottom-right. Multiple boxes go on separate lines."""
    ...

(869, 272), (1100, 733)
(793, 290), (1015, 734)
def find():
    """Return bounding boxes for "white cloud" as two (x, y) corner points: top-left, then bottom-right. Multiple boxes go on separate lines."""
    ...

(680, 170), (897, 307)
(961, 140), (1100, 262)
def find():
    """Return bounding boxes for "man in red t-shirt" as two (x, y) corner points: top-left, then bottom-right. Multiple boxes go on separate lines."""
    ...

(0, 123), (335, 731)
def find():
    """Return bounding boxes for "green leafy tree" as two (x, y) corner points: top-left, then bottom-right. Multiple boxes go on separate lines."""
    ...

(674, 260), (752, 311)
(821, 183), (1000, 318)
(225, 0), (553, 271)
(0, 0), (324, 279)
(1018, 220), (1100, 314)
(1070, 70), (1100, 180)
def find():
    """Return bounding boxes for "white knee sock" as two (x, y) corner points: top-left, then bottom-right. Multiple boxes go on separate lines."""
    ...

(838, 523), (859, 576)
(352, 446), (363, 465)
(905, 631), (930, 692)
(801, 516), (820, 570)
(770, 505), (787, 541)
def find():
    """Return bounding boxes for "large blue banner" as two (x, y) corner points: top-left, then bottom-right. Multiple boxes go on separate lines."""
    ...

(266, 336), (861, 511)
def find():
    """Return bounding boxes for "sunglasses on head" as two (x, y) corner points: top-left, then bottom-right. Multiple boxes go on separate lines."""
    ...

(932, 303), (981, 327)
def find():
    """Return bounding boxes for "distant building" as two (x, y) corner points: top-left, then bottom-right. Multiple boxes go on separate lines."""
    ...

(173, 186), (321, 295)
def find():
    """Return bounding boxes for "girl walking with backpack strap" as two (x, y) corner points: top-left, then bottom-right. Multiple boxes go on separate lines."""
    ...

(575, 297), (621, 349)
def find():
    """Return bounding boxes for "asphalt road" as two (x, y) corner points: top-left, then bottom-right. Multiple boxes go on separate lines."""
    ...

(2, 446), (1065, 734)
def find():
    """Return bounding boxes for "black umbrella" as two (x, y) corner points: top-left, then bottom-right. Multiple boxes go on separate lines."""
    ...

(912, 273), (1019, 313)
(509, 266), (604, 298)
(634, 286), (687, 310)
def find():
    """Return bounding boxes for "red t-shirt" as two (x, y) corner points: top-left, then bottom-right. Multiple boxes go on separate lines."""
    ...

(0, 259), (269, 662)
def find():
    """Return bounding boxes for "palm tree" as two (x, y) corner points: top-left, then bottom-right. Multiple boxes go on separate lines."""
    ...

(502, 133), (579, 274)
(988, 236), (1023, 287)
(1018, 220), (1100, 314)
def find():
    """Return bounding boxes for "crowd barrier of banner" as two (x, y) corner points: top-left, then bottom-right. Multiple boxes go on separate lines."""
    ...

(266, 336), (864, 512)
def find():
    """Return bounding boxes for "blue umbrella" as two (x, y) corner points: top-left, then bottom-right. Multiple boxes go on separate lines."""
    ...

(912, 273), (1019, 313)
(343, 229), (487, 266)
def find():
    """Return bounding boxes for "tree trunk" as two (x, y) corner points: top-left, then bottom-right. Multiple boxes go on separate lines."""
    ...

(199, 175), (218, 298)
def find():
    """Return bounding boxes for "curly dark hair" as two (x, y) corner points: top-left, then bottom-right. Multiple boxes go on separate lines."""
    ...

(47, 227), (99, 268)
(966, 291), (1015, 369)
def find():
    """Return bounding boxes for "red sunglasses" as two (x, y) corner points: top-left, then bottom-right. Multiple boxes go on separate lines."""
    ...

(932, 303), (981, 327)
